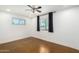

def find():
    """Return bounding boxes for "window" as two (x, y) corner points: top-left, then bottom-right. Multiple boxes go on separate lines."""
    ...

(12, 17), (26, 25)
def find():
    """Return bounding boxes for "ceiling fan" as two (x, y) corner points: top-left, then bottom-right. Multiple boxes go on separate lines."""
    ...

(26, 5), (42, 13)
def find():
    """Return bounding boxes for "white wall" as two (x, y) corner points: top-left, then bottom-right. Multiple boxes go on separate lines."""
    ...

(31, 7), (79, 50)
(0, 12), (32, 44)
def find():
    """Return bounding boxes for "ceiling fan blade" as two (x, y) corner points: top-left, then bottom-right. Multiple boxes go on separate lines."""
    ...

(37, 6), (42, 9)
(27, 5), (33, 9)
(36, 10), (41, 13)
(36, 6), (42, 9)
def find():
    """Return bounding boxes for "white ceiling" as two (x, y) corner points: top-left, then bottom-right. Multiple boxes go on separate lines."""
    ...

(0, 5), (78, 18)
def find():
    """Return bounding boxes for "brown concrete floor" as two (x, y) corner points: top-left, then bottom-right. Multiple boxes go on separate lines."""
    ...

(0, 37), (79, 53)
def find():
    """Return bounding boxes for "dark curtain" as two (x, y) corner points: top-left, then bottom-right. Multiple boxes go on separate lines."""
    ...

(37, 16), (40, 31)
(48, 12), (53, 32)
